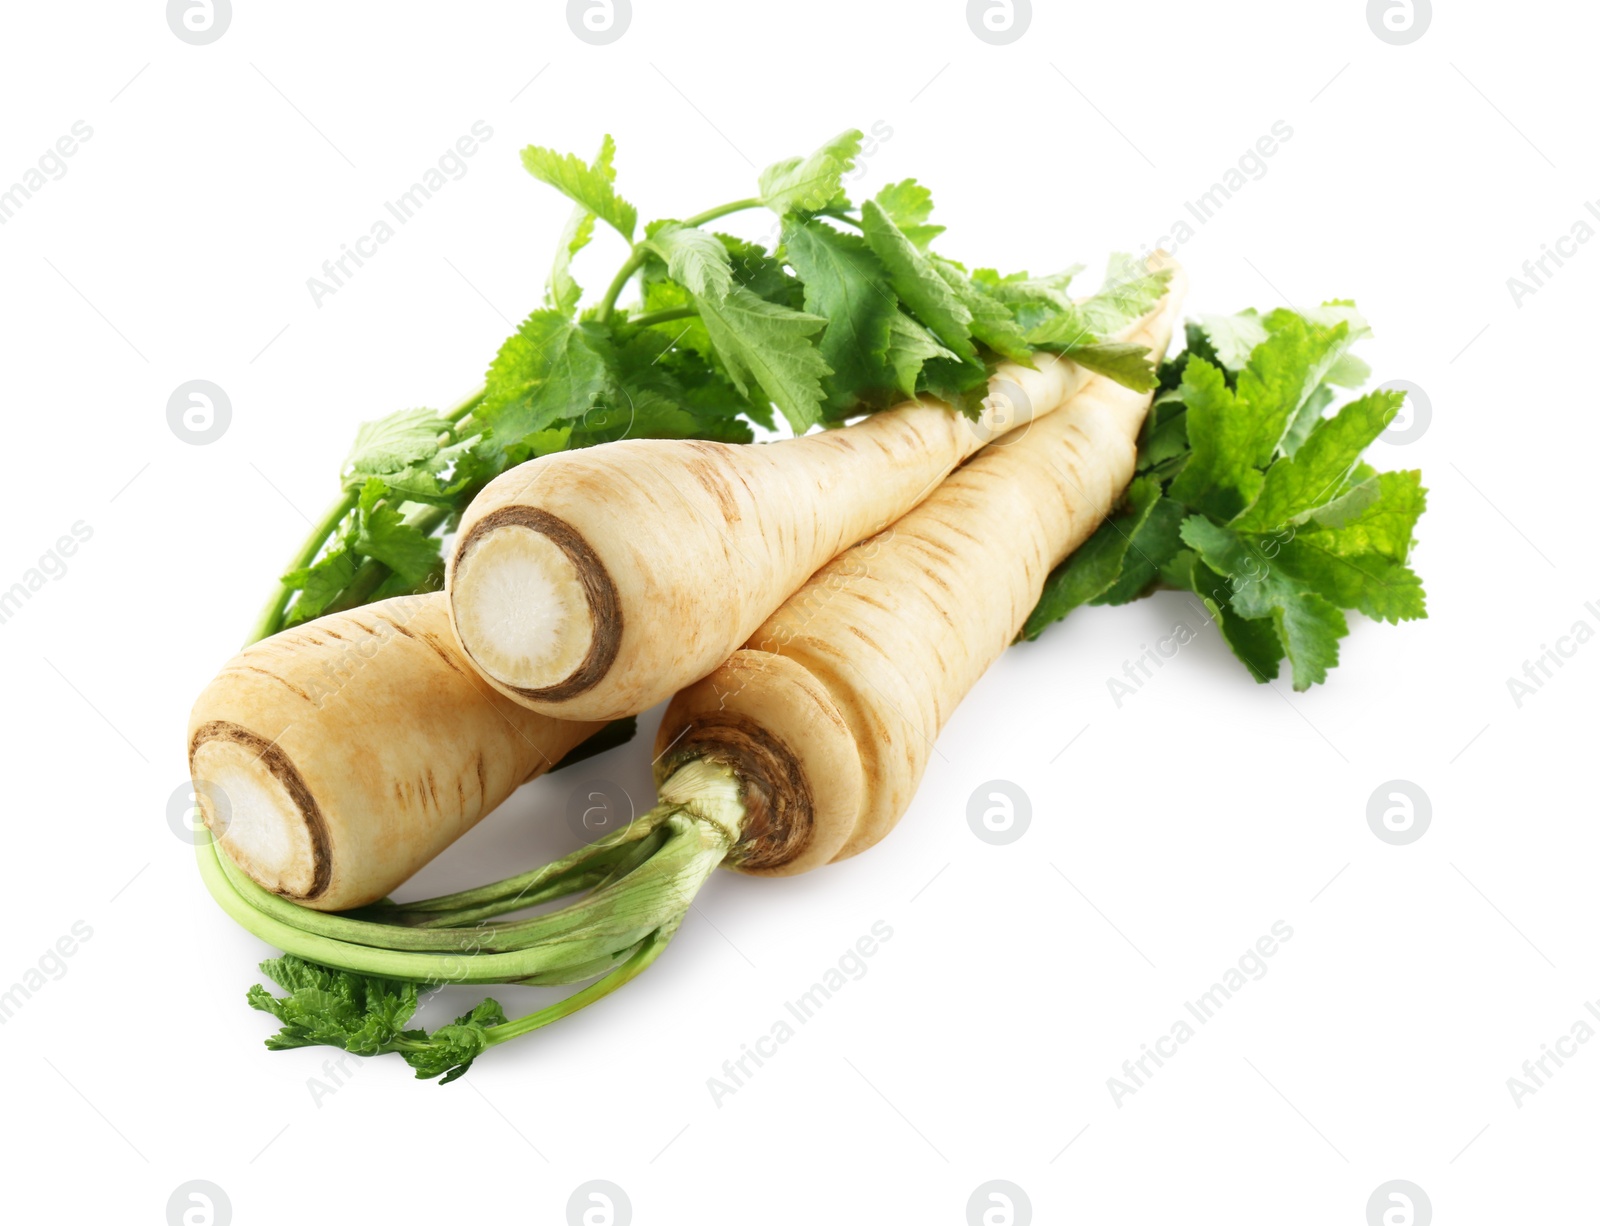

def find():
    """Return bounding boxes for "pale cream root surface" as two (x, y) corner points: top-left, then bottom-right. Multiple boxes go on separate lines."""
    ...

(450, 524), (595, 692)
(186, 593), (601, 911)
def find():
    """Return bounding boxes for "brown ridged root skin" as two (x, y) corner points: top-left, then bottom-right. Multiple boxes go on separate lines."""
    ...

(656, 256), (1186, 873)
(447, 350), (1103, 724)
(186, 593), (600, 911)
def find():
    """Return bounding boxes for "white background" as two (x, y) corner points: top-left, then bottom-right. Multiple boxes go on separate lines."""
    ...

(1, 1), (1594, 1222)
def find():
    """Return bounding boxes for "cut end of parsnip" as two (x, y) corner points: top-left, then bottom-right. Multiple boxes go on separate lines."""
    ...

(190, 725), (326, 901)
(450, 516), (611, 699)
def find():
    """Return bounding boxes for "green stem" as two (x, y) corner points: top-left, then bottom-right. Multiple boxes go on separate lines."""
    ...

(596, 249), (649, 323)
(596, 197), (766, 323)
(627, 305), (698, 329)
(681, 197), (764, 228)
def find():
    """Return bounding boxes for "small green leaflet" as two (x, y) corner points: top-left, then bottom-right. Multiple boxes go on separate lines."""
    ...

(353, 479), (442, 585)
(645, 222), (735, 299)
(872, 179), (946, 249)
(885, 312), (957, 398)
(249, 955), (508, 1084)
(695, 286), (831, 433)
(861, 199), (977, 364)
(759, 129), (863, 215)
(546, 135), (618, 316)
(933, 257), (1034, 364)
(521, 140), (637, 240)
(1194, 311), (1268, 371)
(481, 310), (614, 443)
(1230, 389), (1403, 532)
(1078, 254), (1173, 336)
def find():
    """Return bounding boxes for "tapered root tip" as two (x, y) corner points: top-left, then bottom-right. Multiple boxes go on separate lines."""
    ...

(449, 509), (620, 702)
(189, 721), (330, 902)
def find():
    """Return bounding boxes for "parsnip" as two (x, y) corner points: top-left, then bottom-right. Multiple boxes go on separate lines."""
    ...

(656, 256), (1186, 873)
(187, 593), (601, 911)
(448, 351), (1113, 723)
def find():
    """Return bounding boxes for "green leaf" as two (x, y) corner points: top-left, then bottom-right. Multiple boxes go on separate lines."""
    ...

(481, 310), (616, 444)
(871, 178), (946, 249)
(401, 999), (507, 1085)
(1077, 254), (1173, 336)
(1281, 383), (1334, 457)
(1061, 341), (1158, 391)
(695, 285), (831, 433)
(933, 257), (1034, 364)
(1300, 469), (1426, 562)
(1270, 539), (1427, 625)
(717, 234), (805, 307)
(1165, 357), (1263, 519)
(521, 140), (636, 240)
(759, 129), (864, 215)
(1230, 389), (1404, 532)
(546, 136), (618, 315)
(1022, 478), (1162, 639)
(1095, 495), (1188, 605)
(861, 199), (977, 363)
(282, 539), (359, 625)
(782, 219), (898, 412)
(977, 267), (1084, 332)
(356, 505), (443, 586)
(1194, 311), (1268, 371)
(343, 408), (448, 479)
(1162, 550), (1284, 682)
(644, 222), (734, 299)
(249, 956), (419, 1058)
(884, 312), (957, 398)
(1180, 516), (1349, 690)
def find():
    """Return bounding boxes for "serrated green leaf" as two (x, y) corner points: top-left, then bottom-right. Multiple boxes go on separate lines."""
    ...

(546, 136), (618, 315)
(1180, 516), (1349, 690)
(1061, 341), (1158, 391)
(884, 312), (957, 398)
(343, 408), (448, 481)
(1078, 254), (1173, 336)
(932, 257), (1034, 364)
(1231, 389), (1404, 532)
(521, 140), (637, 240)
(782, 218), (899, 412)
(871, 179), (946, 250)
(481, 310), (616, 444)
(1194, 311), (1268, 371)
(645, 223), (734, 299)
(759, 129), (864, 215)
(1301, 469), (1426, 562)
(861, 199), (977, 364)
(695, 285), (831, 433)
